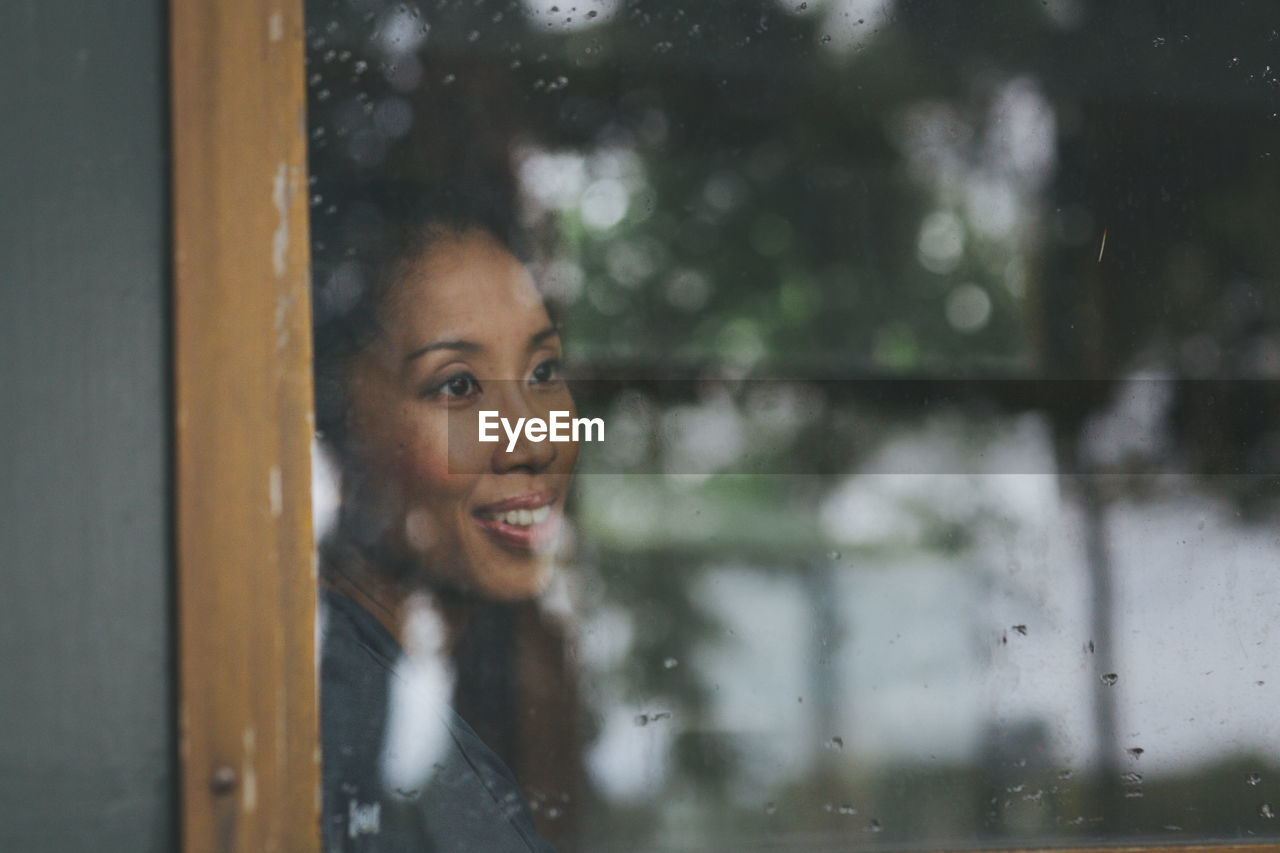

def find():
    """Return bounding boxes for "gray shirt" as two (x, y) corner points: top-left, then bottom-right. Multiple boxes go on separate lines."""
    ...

(321, 589), (556, 852)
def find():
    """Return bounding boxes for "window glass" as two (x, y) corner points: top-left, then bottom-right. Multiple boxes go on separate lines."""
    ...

(306, 2), (1280, 850)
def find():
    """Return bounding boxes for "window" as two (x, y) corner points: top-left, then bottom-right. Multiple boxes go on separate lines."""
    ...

(182, 1), (1280, 851)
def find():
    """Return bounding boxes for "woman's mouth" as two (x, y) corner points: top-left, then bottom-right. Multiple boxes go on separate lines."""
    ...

(473, 493), (560, 550)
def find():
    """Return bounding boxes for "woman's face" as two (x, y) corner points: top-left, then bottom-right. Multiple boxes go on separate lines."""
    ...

(340, 228), (578, 600)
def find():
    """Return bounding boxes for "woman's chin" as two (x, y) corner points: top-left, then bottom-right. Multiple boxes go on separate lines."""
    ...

(468, 553), (554, 602)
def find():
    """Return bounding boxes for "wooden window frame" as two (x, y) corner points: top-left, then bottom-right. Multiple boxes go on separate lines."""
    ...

(171, 0), (318, 850)
(165, 2), (1280, 853)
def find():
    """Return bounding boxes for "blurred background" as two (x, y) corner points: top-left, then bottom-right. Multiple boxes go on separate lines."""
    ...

(305, 1), (1280, 850)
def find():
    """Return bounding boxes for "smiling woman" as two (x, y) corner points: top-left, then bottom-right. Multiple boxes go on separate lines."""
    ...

(312, 183), (575, 850)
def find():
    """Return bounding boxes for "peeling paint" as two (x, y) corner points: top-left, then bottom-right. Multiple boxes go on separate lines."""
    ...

(269, 465), (283, 517)
(242, 727), (258, 813)
(274, 292), (296, 351)
(268, 11), (284, 43)
(271, 161), (289, 278)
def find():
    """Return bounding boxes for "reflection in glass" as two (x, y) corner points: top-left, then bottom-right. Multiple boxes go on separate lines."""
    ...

(307, 1), (1280, 850)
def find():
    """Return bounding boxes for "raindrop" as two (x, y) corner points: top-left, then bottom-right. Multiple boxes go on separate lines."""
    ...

(1122, 772), (1143, 784)
(821, 34), (831, 43)
(1012, 624), (1027, 636)
(546, 807), (562, 819)
(467, 30), (480, 42)
(316, 89), (331, 101)
(1249, 772), (1263, 786)
(1100, 672), (1119, 686)
(587, 10), (598, 18)
(1229, 56), (1241, 68)
(1151, 36), (1165, 48)
(1262, 804), (1276, 819)
(663, 657), (679, 669)
(323, 49), (337, 62)
(1058, 769), (1073, 780)
(829, 735), (844, 751)
(765, 802), (777, 814)
(354, 60), (368, 74)
(838, 804), (857, 815)
(1127, 747), (1144, 758)
(867, 818), (883, 832)
(634, 713), (649, 727)
(829, 550), (841, 560)
(796, 1), (808, 9)
(442, 73), (456, 84)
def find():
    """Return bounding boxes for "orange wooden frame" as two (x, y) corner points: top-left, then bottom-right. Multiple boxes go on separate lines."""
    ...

(170, 0), (318, 850)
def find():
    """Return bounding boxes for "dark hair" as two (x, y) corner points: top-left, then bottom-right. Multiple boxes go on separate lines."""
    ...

(310, 181), (519, 447)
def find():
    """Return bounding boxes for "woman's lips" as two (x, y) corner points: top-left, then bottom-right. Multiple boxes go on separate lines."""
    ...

(473, 492), (559, 550)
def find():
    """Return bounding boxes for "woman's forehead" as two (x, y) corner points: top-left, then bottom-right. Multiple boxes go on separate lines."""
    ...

(384, 230), (548, 344)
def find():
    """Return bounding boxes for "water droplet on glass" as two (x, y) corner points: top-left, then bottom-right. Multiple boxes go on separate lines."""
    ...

(1100, 672), (1119, 686)
(1127, 746), (1144, 758)
(316, 89), (331, 101)
(796, 1), (808, 9)
(829, 550), (841, 560)
(546, 806), (562, 819)
(1012, 624), (1027, 636)
(1248, 772), (1263, 786)
(467, 30), (480, 42)
(867, 818), (883, 832)
(1151, 36), (1166, 48)
(821, 34), (831, 43)
(764, 801), (777, 814)
(634, 713), (649, 727)
(1229, 57), (1241, 68)
(1262, 803), (1276, 819)
(587, 9), (598, 18)
(829, 735), (844, 751)
(442, 73), (456, 85)
(838, 804), (857, 815)
(1122, 772), (1143, 785)
(663, 657), (679, 669)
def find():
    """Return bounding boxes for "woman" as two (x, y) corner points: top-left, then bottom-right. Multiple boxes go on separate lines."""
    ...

(312, 184), (576, 852)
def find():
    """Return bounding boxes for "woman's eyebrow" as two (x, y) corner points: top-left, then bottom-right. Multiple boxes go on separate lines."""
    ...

(528, 325), (560, 349)
(405, 339), (483, 363)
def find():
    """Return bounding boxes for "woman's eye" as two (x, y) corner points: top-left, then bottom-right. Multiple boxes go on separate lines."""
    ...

(430, 372), (481, 399)
(530, 358), (562, 386)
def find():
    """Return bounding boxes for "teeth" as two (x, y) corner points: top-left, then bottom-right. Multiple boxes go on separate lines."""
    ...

(494, 506), (551, 527)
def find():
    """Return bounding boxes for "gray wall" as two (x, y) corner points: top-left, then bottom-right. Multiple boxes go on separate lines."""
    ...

(0, 1), (172, 850)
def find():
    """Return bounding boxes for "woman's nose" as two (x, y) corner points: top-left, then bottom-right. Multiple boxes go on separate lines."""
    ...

(489, 383), (558, 475)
